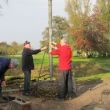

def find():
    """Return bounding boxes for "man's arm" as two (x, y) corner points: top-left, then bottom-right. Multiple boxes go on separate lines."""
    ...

(0, 58), (10, 87)
(50, 43), (60, 55)
(0, 64), (5, 81)
(30, 49), (41, 54)
(28, 46), (47, 55)
(1, 74), (5, 81)
(50, 49), (60, 55)
(0, 73), (6, 87)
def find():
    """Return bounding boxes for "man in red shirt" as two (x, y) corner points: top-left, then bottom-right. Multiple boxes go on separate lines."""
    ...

(50, 37), (76, 100)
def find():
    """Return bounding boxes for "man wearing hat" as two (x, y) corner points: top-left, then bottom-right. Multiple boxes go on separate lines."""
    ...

(22, 41), (47, 96)
(0, 57), (18, 102)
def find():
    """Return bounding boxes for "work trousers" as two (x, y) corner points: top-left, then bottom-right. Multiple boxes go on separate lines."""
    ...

(57, 70), (76, 99)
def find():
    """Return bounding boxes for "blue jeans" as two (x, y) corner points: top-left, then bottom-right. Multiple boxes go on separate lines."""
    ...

(23, 70), (31, 93)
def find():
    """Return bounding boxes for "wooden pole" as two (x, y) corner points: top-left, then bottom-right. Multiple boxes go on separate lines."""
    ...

(48, 0), (53, 79)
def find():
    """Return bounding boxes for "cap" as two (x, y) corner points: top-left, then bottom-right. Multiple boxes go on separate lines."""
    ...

(10, 59), (19, 67)
(24, 41), (30, 46)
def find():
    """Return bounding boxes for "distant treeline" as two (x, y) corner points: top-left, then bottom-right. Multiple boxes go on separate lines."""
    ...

(0, 41), (23, 55)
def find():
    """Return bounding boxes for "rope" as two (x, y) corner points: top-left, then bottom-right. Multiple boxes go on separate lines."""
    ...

(35, 51), (46, 92)
(38, 51), (46, 81)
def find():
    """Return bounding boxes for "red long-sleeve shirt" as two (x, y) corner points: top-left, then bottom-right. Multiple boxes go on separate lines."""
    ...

(51, 44), (72, 70)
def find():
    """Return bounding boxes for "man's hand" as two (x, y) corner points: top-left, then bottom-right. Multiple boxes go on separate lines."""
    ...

(1, 81), (6, 87)
(41, 46), (48, 51)
(50, 44), (58, 50)
(51, 41), (57, 45)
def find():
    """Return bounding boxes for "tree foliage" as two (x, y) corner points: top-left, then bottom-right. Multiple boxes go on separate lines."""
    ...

(66, 0), (110, 57)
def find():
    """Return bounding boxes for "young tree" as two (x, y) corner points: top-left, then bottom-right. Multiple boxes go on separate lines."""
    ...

(40, 16), (69, 47)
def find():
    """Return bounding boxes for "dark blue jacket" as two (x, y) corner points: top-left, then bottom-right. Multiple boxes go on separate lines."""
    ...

(0, 57), (10, 81)
(22, 48), (41, 71)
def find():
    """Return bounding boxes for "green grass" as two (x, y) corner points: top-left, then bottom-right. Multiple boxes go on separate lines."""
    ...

(33, 54), (110, 68)
(34, 54), (110, 82)
(76, 72), (110, 82)
(1, 54), (110, 82)
(4, 53), (110, 68)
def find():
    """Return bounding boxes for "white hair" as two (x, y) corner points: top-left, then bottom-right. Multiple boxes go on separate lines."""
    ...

(61, 37), (67, 43)
(10, 59), (19, 67)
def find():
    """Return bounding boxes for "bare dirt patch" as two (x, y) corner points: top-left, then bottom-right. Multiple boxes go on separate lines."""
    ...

(1, 78), (110, 110)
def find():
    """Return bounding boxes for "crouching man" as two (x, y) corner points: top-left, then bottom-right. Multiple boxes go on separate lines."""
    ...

(0, 57), (18, 102)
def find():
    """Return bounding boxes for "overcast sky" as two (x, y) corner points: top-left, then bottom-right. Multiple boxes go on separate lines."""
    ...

(0, 0), (96, 48)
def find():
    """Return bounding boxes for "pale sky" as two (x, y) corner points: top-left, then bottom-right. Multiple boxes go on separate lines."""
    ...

(0, 0), (67, 48)
(0, 0), (96, 48)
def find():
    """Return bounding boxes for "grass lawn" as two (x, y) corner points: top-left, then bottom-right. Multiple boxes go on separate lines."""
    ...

(1, 53), (110, 82)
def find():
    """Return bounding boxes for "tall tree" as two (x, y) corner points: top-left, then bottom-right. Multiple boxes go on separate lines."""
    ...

(65, 0), (110, 57)
(96, 0), (110, 33)
(94, 0), (110, 55)
(65, 0), (91, 28)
